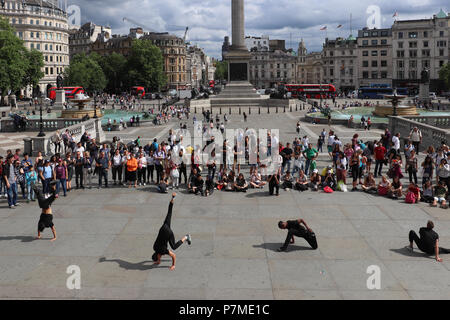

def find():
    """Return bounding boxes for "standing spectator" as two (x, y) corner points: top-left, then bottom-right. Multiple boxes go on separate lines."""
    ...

(374, 142), (387, 178)
(112, 149), (123, 185)
(3, 156), (18, 209)
(74, 152), (84, 189)
(409, 127), (422, 154)
(83, 151), (93, 189)
(96, 151), (110, 188)
(25, 166), (38, 202)
(126, 153), (138, 188)
(54, 159), (68, 196)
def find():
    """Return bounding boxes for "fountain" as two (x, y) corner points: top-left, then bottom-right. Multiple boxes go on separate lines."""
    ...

(373, 90), (419, 117)
(60, 93), (100, 119)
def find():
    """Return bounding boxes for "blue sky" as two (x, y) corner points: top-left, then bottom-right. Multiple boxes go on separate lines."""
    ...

(66, 0), (449, 58)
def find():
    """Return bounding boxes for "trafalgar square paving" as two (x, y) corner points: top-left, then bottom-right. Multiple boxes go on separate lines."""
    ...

(0, 109), (450, 300)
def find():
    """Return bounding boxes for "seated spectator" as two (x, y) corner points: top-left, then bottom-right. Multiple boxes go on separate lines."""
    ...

(406, 182), (421, 203)
(322, 170), (337, 191)
(421, 180), (434, 204)
(187, 168), (198, 193)
(378, 175), (391, 196)
(194, 174), (204, 195)
(431, 180), (448, 208)
(157, 174), (169, 193)
(321, 165), (334, 179)
(282, 171), (294, 190)
(234, 173), (248, 192)
(309, 169), (322, 191)
(362, 173), (377, 193)
(388, 176), (403, 199)
(250, 169), (266, 189)
(294, 170), (309, 191)
(225, 171), (236, 192)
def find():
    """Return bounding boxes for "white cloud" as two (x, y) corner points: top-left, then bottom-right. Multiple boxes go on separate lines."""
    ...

(69, 0), (449, 58)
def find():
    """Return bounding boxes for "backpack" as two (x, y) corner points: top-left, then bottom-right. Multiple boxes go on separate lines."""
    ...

(405, 191), (417, 204)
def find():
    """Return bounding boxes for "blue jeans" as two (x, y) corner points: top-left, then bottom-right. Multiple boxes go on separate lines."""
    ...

(43, 178), (52, 194)
(305, 159), (312, 175)
(282, 160), (292, 175)
(56, 178), (67, 196)
(27, 184), (35, 201)
(6, 183), (17, 207)
(0, 179), (6, 195)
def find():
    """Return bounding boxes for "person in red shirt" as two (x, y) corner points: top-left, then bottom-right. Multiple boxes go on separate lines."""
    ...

(374, 143), (387, 178)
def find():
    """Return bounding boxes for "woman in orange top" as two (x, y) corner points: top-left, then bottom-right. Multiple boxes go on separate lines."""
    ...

(126, 153), (138, 188)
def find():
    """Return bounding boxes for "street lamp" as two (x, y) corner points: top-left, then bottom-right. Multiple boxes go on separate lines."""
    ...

(37, 92), (45, 137)
(93, 92), (98, 119)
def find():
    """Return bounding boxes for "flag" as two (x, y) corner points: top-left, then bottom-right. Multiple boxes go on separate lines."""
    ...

(320, 26), (327, 31)
(393, 12), (398, 17)
(337, 24), (343, 28)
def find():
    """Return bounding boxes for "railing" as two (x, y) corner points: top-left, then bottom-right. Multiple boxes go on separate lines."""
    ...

(402, 116), (450, 129)
(0, 118), (83, 132)
(389, 116), (450, 147)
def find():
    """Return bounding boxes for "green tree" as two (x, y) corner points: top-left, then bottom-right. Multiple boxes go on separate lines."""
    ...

(98, 52), (127, 93)
(22, 49), (44, 89)
(126, 39), (167, 91)
(64, 53), (107, 94)
(439, 63), (450, 90)
(0, 16), (29, 104)
(214, 60), (228, 81)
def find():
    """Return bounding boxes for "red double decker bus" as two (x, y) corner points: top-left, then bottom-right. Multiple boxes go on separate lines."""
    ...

(48, 87), (85, 100)
(131, 86), (146, 98)
(285, 84), (336, 99)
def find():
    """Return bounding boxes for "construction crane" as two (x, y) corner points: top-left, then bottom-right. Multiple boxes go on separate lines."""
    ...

(122, 17), (156, 33)
(123, 17), (189, 44)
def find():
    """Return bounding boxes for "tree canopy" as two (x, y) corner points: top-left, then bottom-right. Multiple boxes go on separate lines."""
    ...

(63, 53), (107, 94)
(439, 63), (450, 90)
(214, 60), (228, 81)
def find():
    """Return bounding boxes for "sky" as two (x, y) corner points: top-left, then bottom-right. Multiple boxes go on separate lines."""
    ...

(64, 0), (449, 59)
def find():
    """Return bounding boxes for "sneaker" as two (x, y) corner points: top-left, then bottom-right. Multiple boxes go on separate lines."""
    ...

(9, 205), (15, 209)
(186, 234), (192, 245)
(277, 247), (287, 252)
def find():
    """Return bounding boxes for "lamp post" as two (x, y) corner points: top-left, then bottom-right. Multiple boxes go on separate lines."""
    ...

(37, 92), (45, 137)
(93, 92), (98, 119)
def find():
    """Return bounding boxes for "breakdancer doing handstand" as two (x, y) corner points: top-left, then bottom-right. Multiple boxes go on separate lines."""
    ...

(33, 180), (58, 241)
(152, 193), (191, 270)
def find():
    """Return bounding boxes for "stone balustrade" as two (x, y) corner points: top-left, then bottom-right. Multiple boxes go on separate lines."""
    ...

(402, 115), (450, 129)
(389, 116), (450, 148)
(0, 118), (84, 133)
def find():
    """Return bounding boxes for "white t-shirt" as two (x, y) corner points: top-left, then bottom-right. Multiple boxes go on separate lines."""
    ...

(328, 135), (335, 146)
(392, 136), (400, 150)
(75, 147), (85, 157)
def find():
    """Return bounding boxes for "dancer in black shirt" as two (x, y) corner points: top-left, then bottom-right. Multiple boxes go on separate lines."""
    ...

(278, 219), (318, 252)
(409, 220), (450, 262)
(152, 193), (192, 270)
(33, 181), (58, 241)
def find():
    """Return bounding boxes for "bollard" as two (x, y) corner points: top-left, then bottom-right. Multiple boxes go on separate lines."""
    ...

(229, 107), (231, 115)
(284, 106), (286, 113)
(202, 107), (204, 113)
(239, 107), (241, 115)
(259, 107), (261, 114)
(268, 107), (270, 114)
(249, 107), (251, 115)
(194, 107), (197, 114)
(296, 104), (298, 111)
(220, 107), (222, 115)
(290, 106), (292, 112)
(276, 106), (278, 113)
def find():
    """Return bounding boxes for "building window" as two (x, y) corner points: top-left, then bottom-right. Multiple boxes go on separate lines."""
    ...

(363, 51), (368, 56)
(371, 71), (378, 79)
(398, 42), (403, 48)
(398, 32), (403, 39)
(362, 40), (368, 46)
(423, 60), (430, 68)
(371, 40), (378, 45)
(372, 31), (378, 37)
(409, 50), (417, 57)
(371, 51), (378, 56)
(363, 32), (369, 37)
(437, 40), (447, 47)
(397, 60), (404, 68)
(363, 71), (369, 79)
(363, 61), (369, 67)
(408, 32), (418, 38)
(409, 42), (417, 48)
(440, 31), (444, 37)
(381, 60), (387, 67)
(381, 39), (387, 45)
(423, 31), (428, 38)
(409, 60), (417, 68)
(381, 50), (387, 56)
(439, 49), (444, 56)
(423, 41), (428, 47)
(440, 61), (445, 67)
(397, 71), (404, 79)
(381, 31), (388, 36)
(372, 61), (378, 67)
(422, 49), (430, 57)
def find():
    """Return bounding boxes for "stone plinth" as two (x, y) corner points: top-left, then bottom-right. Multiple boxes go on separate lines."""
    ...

(53, 89), (66, 109)
(419, 83), (432, 104)
(61, 109), (98, 119)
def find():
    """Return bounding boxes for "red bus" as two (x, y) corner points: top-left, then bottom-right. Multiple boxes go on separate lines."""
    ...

(131, 86), (145, 98)
(209, 80), (215, 88)
(48, 87), (85, 100)
(285, 84), (336, 99)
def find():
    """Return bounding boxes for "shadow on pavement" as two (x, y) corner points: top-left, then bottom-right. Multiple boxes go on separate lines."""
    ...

(98, 257), (166, 270)
(253, 242), (314, 252)
(0, 236), (37, 243)
(389, 247), (433, 259)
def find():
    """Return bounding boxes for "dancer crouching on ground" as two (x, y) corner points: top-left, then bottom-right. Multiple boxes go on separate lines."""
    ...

(277, 218), (318, 252)
(409, 220), (450, 262)
(152, 193), (192, 270)
(33, 180), (58, 241)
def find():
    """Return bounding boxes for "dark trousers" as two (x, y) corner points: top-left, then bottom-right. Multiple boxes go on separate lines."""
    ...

(98, 169), (108, 187)
(138, 167), (146, 184)
(412, 141), (420, 153)
(156, 164), (163, 183)
(112, 166), (122, 182)
(179, 165), (187, 184)
(374, 160), (384, 177)
(75, 168), (83, 187)
(409, 230), (450, 255)
(408, 167), (418, 184)
(282, 228), (318, 250)
(147, 165), (155, 182)
(269, 182), (279, 195)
